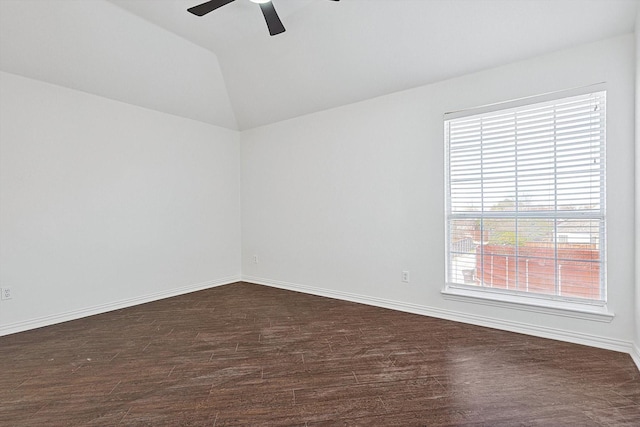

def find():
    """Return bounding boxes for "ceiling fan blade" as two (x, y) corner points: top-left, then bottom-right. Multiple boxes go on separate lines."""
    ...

(259, 2), (286, 36)
(188, 0), (235, 17)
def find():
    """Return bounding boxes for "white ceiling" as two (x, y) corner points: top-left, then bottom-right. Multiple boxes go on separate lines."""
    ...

(109, 0), (638, 130)
(2, 1), (638, 130)
(0, 0), (239, 129)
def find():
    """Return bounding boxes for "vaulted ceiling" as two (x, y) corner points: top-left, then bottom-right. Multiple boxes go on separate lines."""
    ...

(1, 0), (638, 130)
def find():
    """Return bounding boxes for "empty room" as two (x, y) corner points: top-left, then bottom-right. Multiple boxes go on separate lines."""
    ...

(1, 0), (640, 425)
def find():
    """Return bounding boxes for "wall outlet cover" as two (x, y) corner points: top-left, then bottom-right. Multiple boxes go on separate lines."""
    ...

(402, 271), (410, 283)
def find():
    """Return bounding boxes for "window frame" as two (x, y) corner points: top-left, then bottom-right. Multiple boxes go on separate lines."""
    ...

(443, 85), (610, 317)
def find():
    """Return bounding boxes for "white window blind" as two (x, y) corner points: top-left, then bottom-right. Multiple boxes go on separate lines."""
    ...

(445, 91), (606, 304)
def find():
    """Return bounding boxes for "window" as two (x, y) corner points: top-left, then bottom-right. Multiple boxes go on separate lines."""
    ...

(445, 90), (606, 306)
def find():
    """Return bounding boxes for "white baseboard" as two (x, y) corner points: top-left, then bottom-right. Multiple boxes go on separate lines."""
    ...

(243, 275), (637, 358)
(631, 342), (640, 372)
(0, 275), (241, 337)
(6, 275), (637, 372)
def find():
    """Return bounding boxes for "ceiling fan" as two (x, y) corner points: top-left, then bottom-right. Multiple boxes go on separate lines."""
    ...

(188, 0), (340, 36)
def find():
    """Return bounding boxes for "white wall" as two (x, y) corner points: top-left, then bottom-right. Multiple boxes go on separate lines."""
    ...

(242, 35), (636, 353)
(0, 72), (241, 333)
(634, 5), (640, 366)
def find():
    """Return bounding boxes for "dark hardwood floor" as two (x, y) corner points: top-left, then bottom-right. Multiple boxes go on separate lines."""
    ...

(1, 282), (639, 426)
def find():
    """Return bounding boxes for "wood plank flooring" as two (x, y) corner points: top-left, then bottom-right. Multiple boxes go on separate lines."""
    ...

(1, 282), (639, 426)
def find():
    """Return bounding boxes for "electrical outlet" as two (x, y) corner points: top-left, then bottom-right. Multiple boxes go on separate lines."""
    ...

(1, 287), (12, 300)
(402, 271), (410, 283)
(253, 255), (258, 264)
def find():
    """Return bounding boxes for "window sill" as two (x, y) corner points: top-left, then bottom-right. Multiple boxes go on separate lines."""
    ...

(441, 286), (615, 323)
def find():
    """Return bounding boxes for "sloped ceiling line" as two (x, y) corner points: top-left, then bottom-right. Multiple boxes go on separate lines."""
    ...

(2, 0), (637, 131)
